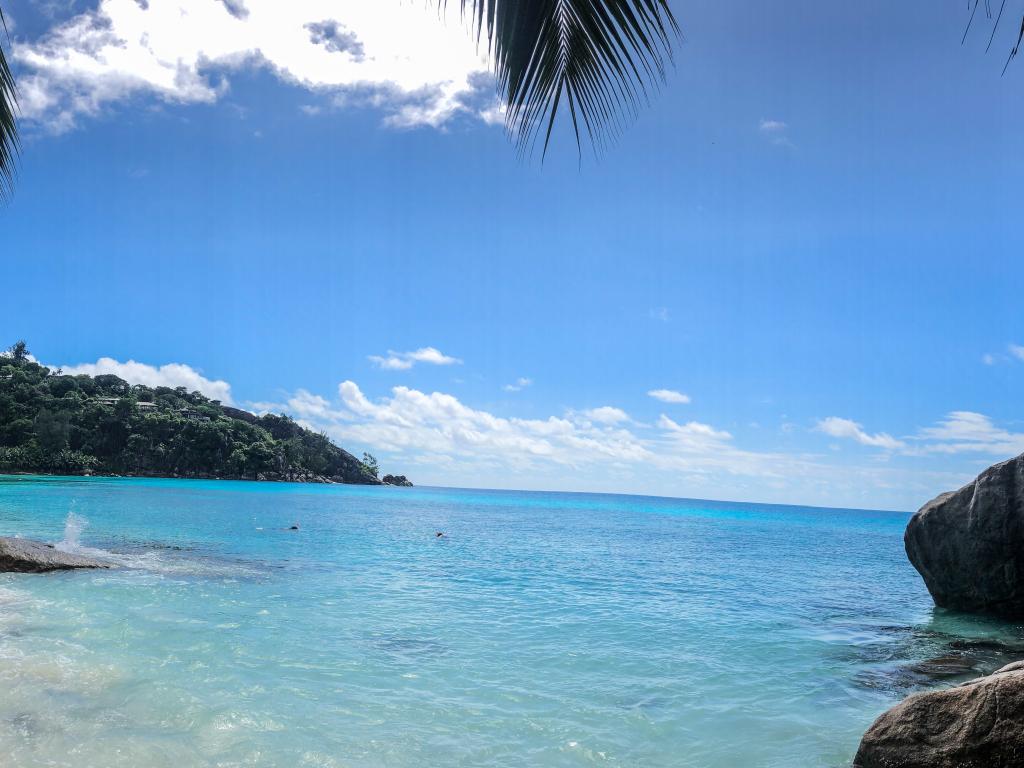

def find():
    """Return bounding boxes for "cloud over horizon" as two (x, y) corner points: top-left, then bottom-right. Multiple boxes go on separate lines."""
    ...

(37, 348), (1024, 509)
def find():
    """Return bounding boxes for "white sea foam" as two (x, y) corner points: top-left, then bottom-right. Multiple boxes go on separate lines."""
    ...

(47, 513), (259, 580)
(55, 511), (88, 553)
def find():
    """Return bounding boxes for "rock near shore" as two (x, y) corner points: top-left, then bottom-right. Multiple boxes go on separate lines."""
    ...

(904, 452), (1024, 618)
(0, 537), (113, 573)
(854, 661), (1024, 768)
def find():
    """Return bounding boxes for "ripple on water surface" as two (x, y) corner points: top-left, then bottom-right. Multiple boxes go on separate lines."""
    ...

(0, 476), (1017, 767)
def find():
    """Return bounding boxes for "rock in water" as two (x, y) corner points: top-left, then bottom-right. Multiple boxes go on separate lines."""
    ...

(854, 662), (1024, 767)
(0, 537), (113, 573)
(905, 453), (1024, 617)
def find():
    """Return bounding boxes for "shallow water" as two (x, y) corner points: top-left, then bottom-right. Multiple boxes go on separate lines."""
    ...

(0, 475), (1020, 767)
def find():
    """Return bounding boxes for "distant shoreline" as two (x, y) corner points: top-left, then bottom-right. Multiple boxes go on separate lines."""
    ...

(0, 469), (414, 486)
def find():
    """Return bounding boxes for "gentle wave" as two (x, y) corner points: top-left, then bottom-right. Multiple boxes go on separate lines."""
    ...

(0, 477), (1003, 767)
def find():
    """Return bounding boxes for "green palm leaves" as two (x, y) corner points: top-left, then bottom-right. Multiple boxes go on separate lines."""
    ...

(0, 1), (682, 199)
(0, 8), (17, 199)
(457, 0), (679, 156)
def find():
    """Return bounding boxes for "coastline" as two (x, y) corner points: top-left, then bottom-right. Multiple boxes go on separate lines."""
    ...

(0, 468), (391, 485)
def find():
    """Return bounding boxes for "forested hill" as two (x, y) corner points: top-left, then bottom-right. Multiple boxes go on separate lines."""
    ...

(0, 342), (388, 484)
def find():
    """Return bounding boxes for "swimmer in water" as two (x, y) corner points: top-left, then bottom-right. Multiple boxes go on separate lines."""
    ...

(435, 531), (444, 538)
(289, 524), (300, 530)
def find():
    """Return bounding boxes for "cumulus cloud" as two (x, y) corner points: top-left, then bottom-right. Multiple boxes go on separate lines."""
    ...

(14, 0), (492, 132)
(368, 347), (461, 371)
(503, 377), (532, 392)
(254, 380), (827, 485)
(225, 379), (1007, 507)
(914, 411), (1024, 456)
(581, 406), (630, 425)
(816, 417), (905, 450)
(648, 388), (691, 404)
(59, 357), (234, 404)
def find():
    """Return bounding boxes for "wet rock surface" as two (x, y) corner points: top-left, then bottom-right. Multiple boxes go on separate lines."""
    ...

(0, 536), (113, 573)
(854, 662), (1024, 767)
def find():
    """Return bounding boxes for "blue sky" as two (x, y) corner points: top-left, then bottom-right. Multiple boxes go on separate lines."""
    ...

(3, 0), (1024, 510)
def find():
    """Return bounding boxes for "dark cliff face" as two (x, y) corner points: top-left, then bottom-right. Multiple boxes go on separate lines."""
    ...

(905, 453), (1024, 618)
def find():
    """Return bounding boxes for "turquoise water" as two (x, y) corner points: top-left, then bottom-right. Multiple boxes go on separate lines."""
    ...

(0, 475), (1020, 767)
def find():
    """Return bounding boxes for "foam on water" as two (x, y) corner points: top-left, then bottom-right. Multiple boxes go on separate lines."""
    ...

(56, 510), (88, 552)
(0, 476), (1018, 767)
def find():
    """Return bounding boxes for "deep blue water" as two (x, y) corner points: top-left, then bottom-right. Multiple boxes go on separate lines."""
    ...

(0, 475), (1019, 767)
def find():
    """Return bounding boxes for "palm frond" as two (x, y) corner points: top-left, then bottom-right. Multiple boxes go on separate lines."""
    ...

(963, 0), (1024, 74)
(0, 7), (18, 199)
(456, 0), (679, 157)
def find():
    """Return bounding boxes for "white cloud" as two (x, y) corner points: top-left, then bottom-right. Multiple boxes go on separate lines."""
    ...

(657, 414), (732, 445)
(59, 357), (234, 404)
(503, 377), (532, 392)
(816, 416), (904, 450)
(758, 118), (793, 147)
(368, 346), (461, 371)
(266, 381), (831, 486)
(15, 0), (493, 132)
(648, 388), (691, 404)
(1009, 344), (1024, 361)
(325, 381), (650, 468)
(581, 406), (630, 425)
(214, 379), (995, 509)
(914, 411), (1024, 456)
(649, 307), (670, 322)
(983, 353), (996, 365)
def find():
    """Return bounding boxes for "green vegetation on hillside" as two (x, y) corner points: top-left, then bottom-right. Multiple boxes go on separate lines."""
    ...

(0, 341), (384, 484)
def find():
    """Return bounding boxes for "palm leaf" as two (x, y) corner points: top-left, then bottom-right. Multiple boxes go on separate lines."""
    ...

(0, 7), (18, 199)
(455, 0), (679, 157)
(963, 0), (1024, 73)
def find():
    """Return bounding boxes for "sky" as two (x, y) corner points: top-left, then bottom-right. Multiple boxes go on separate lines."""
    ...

(3, 0), (1024, 511)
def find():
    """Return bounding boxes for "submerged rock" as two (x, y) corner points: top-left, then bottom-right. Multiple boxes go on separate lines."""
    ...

(0, 537), (113, 573)
(905, 453), (1024, 618)
(854, 661), (1024, 767)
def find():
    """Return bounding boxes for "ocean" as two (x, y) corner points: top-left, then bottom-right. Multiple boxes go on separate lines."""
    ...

(0, 475), (1018, 767)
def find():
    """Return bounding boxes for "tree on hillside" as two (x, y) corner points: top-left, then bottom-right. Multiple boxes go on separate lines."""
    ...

(0, 340), (391, 483)
(362, 452), (379, 479)
(8, 340), (28, 362)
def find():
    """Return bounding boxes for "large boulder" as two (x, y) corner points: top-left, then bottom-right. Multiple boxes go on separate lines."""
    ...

(905, 453), (1024, 617)
(854, 661), (1024, 767)
(0, 537), (113, 573)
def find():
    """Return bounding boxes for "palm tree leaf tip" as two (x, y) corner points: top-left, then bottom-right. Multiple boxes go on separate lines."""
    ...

(459, 0), (679, 157)
(0, 6), (19, 199)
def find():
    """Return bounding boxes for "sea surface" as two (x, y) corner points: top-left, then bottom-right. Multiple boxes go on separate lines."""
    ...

(0, 475), (1020, 767)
